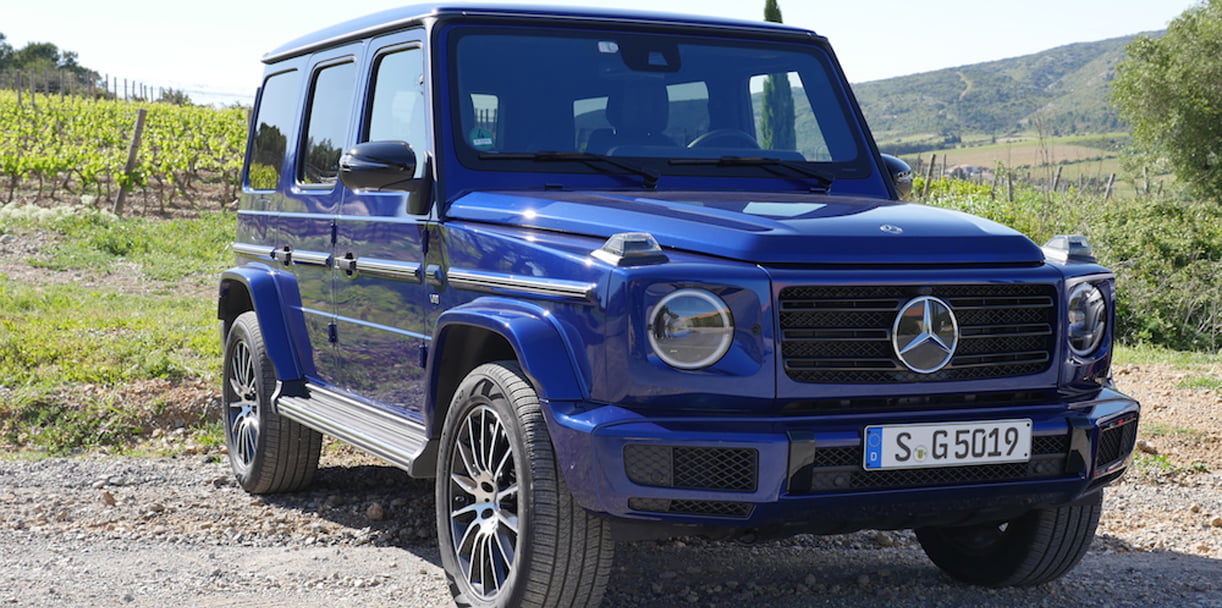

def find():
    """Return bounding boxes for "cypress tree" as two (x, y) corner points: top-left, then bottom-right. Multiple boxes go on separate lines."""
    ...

(760, 0), (796, 150)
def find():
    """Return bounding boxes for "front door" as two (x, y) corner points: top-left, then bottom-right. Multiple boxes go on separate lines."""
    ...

(333, 31), (433, 417)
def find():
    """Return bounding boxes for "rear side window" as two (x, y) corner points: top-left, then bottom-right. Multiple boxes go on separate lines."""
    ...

(247, 70), (300, 190)
(300, 61), (357, 185)
(366, 47), (427, 178)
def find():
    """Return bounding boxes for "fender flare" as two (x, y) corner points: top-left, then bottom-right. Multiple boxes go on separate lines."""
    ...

(217, 264), (315, 382)
(428, 297), (590, 429)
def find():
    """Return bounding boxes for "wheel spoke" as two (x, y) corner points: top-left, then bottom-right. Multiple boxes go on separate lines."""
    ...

(496, 483), (518, 502)
(496, 511), (519, 535)
(450, 472), (479, 496)
(449, 501), (483, 521)
(493, 528), (516, 567)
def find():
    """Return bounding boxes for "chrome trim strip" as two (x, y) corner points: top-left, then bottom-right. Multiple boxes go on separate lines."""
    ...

(354, 258), (423, 283)
(232, 242), (274, 260)
(448, 268), (596, 301)
(291, 250), (333, 267)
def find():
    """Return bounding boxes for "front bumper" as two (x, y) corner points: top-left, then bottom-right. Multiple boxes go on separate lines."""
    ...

(542, 388), (1139, 533)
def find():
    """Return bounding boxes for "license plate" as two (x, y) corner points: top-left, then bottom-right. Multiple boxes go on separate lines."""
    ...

(863, 419), (1032, 470)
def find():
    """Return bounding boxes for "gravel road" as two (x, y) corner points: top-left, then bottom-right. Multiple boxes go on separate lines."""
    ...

(1, 364), (1220, 607)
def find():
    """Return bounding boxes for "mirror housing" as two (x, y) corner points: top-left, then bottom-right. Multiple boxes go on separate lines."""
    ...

(880, 154), (914, 200)
(339, 141), (418, 191)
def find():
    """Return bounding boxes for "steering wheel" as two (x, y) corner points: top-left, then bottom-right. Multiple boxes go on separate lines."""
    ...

(687, 129), (760, 149)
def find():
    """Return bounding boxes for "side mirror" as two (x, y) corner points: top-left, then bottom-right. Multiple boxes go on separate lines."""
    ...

(880, 154), (914, 200)
(339, 141), (418, 191)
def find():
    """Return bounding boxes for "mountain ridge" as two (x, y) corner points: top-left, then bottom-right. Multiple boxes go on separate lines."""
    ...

(851, 31), (1163, 154)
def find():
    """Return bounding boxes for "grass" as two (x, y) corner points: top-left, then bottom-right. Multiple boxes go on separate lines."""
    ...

(1133, 453), (1210, 475)
(1176, 376), (1222, 390)
(1114, 345), (1222, 368)
(1141, 422), (1203, 438)
(0, 206), (234, 455)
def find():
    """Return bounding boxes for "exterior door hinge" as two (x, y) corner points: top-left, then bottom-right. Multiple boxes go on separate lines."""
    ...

(418, 343), (429, 368)
(330, 220), (338, 245)
(328, 322), (338, 344)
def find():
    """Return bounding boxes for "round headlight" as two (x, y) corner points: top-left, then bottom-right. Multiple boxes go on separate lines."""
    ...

(647, 289), (734, 370)
(1067, 282), (1107, 356)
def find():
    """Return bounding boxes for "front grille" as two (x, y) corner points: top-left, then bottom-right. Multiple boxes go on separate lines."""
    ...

(779, 284), (1057, 384)
(1098, 414), (1139, 468)
(624, 445), (758, 492)
(799, 433), (1069, 493)
(628, 497), (754, 519)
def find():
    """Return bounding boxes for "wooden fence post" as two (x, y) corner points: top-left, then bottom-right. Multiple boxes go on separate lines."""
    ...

(1051, 166), (1062, 192)
(112, 108), (148, 216)
(921, 153), (937, 200)
(1104, 173), (1116, 201)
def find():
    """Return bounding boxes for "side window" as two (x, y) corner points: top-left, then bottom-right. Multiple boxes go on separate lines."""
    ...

(300, 61), (356, 185)
(366, 47), (427, 177)
(247, 70), (300, 191)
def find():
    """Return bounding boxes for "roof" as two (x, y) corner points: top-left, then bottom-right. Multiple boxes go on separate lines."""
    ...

(263, 2), (817, 63)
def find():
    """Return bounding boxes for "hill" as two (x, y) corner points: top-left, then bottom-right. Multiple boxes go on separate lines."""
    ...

(853, 32), (1160, 155)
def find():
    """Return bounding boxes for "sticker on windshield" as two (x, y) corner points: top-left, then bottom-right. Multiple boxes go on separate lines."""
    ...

(469, 127), (495, 150)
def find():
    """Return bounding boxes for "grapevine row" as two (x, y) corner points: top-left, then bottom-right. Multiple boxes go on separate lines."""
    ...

(0, 90), (248, 213)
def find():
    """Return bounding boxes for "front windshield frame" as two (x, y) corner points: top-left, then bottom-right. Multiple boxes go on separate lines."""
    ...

(444, 23), (873, 185)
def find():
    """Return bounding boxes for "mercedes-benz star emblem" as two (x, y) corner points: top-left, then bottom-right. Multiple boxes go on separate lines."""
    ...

(892, 296), (959, 373)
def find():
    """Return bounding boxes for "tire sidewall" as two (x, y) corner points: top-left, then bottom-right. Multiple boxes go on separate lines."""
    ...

(436, 363), (538, 608)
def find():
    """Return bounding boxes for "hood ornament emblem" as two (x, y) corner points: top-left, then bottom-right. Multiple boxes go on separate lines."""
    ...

(880, 224), (903, 234)
(892, 296), (959, 373)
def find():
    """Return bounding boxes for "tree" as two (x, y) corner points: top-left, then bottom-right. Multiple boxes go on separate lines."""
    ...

(759, 0), (796, 150)
(1113, 0), (1222, 200)
(0, 34), (13, 71)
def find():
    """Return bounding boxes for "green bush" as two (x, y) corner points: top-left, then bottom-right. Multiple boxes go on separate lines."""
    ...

(924, 178), (1222, 351)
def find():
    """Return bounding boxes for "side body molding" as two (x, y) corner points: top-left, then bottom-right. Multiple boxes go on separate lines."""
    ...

(428, 297), (590, 435)
(218, 264), (315, 382)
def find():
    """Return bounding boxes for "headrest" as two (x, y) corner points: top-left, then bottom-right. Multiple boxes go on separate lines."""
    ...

(605, 81), (669, 135)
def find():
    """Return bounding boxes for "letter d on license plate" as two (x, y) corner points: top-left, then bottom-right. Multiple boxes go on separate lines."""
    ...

(863, 419), (1032, 470)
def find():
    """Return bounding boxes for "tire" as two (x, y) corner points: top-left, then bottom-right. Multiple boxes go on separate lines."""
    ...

(915, 490), (1103, 587)
(436, 362), (614, 608)
(222, 311), (321, 494)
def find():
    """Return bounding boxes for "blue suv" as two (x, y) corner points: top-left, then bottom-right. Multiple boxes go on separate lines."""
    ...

(218, 4), (1140, 606)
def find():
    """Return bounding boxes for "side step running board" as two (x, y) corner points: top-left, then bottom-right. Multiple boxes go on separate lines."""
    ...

(277, 383), (437, 478)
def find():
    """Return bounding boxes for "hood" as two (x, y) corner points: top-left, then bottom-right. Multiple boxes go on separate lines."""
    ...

(446, 191), (1045, 266)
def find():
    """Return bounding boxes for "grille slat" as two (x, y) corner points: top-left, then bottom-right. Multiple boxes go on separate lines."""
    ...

(779, 284), (1057, 384)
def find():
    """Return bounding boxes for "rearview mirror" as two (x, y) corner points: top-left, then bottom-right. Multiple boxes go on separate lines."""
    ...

(881, 154), (914, 200)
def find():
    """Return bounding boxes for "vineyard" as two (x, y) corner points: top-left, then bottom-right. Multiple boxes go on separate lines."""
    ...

(0, 91), (247, 213)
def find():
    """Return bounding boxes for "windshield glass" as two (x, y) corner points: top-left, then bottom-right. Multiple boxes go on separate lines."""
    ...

(449, 26), (867, 180)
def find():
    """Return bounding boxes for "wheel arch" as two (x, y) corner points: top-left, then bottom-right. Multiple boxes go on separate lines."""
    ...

(427, 298), (589, 439)
(217, 265), (315, 382)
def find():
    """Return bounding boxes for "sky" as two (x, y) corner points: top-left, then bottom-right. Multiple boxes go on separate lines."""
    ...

(4, 0), (1200, 106)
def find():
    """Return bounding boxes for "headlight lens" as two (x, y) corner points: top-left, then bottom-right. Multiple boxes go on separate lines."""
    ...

(648, 289), (734, 369)
(1067, 282), (1107, 356)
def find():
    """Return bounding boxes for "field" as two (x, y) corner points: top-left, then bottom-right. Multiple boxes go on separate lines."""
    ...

(893, 133), (1175, 198)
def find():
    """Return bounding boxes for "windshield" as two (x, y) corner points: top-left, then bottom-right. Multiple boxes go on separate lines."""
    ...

(449, 25), (868, 181)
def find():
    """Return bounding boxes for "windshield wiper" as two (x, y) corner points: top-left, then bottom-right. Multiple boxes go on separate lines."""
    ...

(479, 151), (660, 189)
(669, 156), (835, 191)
